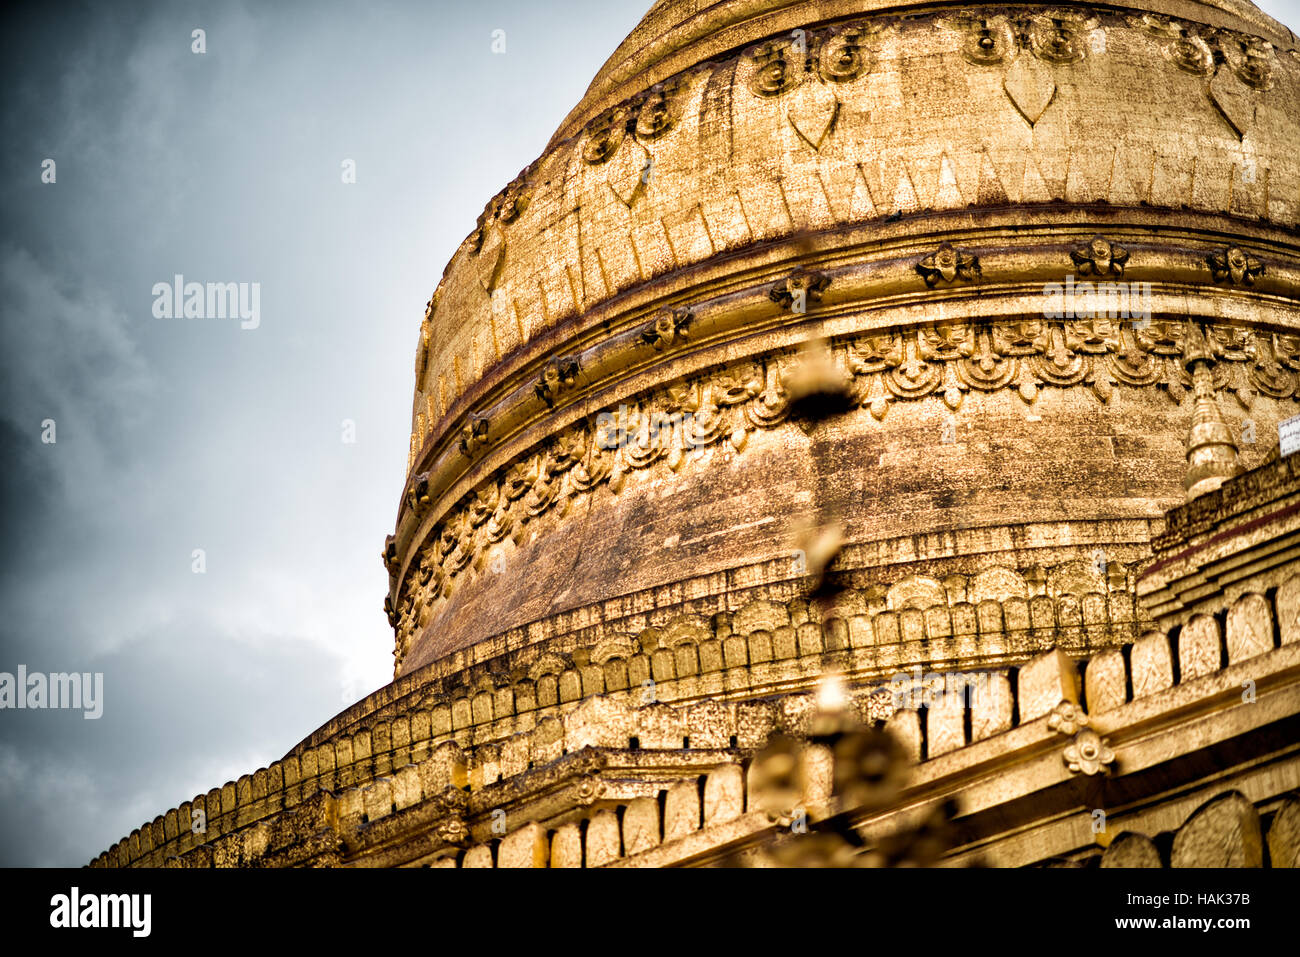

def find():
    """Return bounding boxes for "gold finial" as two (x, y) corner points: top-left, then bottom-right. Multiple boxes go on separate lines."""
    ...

(1182, 323), (1243, 500)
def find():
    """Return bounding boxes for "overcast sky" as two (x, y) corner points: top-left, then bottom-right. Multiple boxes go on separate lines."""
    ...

(0, 0), (647, 867)
(2, 0), (1298, 867)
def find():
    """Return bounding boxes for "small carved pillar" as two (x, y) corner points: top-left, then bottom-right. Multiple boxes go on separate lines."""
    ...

(1182, 323), (1243, 500)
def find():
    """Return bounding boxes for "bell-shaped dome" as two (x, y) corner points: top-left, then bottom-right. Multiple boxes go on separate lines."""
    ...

(389, 0), (1299, 681)
(552, 0), (1297, 149)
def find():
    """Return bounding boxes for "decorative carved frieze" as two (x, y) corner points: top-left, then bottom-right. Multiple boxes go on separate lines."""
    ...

(1136, 14), (1276, 138)
(950, 10), (1097, 66)
(393, 318), (1300, 655)
(949, 11), (1098, 125)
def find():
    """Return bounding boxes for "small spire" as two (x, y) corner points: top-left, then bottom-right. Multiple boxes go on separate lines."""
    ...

(1182, 323), (1243, 500)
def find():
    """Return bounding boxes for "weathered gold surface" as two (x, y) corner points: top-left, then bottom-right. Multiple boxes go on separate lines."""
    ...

(392, 0), (1300, 673)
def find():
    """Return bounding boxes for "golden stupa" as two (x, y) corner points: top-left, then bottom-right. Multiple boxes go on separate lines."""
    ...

(98, 0), (1300, 868)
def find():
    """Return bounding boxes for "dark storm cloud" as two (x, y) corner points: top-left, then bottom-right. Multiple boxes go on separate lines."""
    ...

(0, 623), (347, 867)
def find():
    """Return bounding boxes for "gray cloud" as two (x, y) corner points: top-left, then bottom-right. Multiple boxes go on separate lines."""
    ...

(0, 624), (347, 867)
(1, 0), (649, 865)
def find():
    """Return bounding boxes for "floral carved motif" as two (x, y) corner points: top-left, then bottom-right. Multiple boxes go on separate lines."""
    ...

(1047, 701), (1089, 736)
(575, 775), (605, 804)
(536, 356), (581, 407)
(950, 11), (1096, 66)
(1170, 31), (1215, 74)
(1207, 246), (1264, 286)
(641, 307), (693, 351)
(581, 106), (630, 165)
(818, 22), (873, 83)
(1221, 33), (1275, 90)
(1027, 12), (1094, 64)
(1071, 236), (1129, 277)
(745, 39), (806, 97)
(632, 79), (686, 140)
(458, 416), (489, 457)
(955, 15), (1017, 65)
(1137, 14), (1275, 87)
(1138, 15), (1209, 73)
(770, 267), (831, 311)
(436, 817), (470, 846)
(916, 242), (981, 286)
(1064, 729), (1115, 775)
